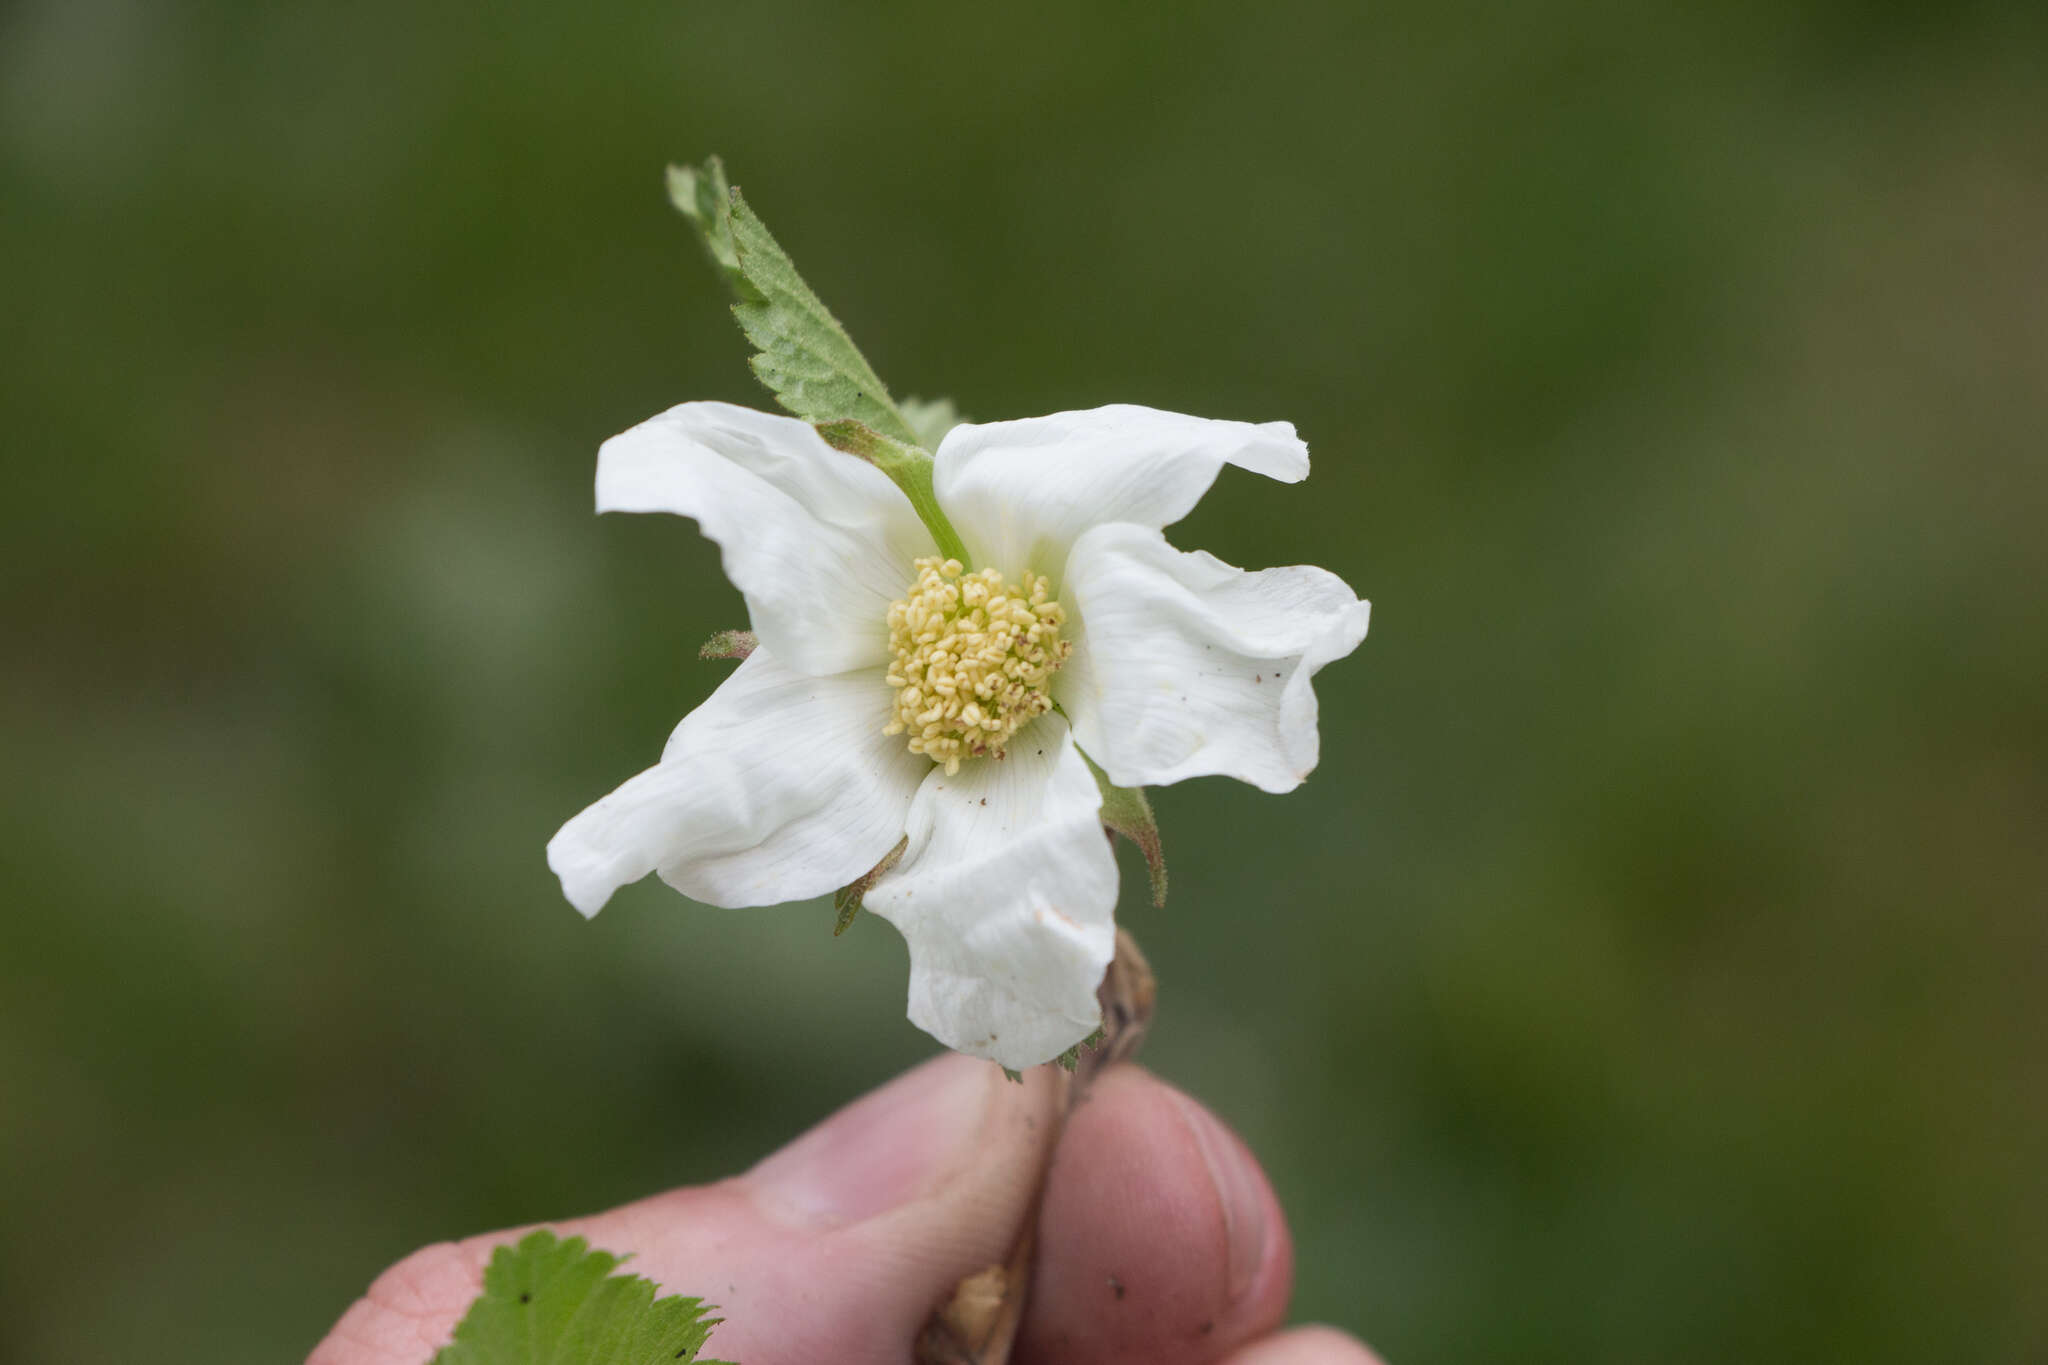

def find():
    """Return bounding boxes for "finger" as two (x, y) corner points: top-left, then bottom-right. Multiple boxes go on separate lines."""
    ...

(309, 1053), (1064, 1364)
(1219, 1325), (1388, 1365)
(1017, 1066), (1294, 1365)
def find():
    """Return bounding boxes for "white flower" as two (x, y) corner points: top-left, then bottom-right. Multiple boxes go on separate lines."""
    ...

(547, 401), (1370, 1069)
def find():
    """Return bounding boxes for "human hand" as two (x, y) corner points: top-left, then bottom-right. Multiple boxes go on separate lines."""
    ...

(310, 1056), (1380, 1365)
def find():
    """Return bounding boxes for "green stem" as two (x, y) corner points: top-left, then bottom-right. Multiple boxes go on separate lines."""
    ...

(815, 420), (972, 567)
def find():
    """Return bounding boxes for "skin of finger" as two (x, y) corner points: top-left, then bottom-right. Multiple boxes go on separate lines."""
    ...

(307, 1056), (1064, 1365)
(1015, 1066), (1295, 1365)
(1218, 1325), (1388, 1365)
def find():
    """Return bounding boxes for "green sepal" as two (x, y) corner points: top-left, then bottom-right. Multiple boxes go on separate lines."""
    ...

(815, 420), (972, 567)
(833, 834), (908, 936)
(1082, 753), (1168, 907)
(430, 1230), (730, 1365)
(1055, 1026), (1108, 1072)
(1000, 1066), (1024, 1084)
(697, 628), (756, 661)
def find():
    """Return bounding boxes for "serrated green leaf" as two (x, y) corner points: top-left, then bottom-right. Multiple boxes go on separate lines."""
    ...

(668, 157), (919, 445)
(430, 1230), (731, 1365)
(1055, 1026), (1108, 1072)
(665, 158), (751, 301)
(725, 189), (919, 444)
(899, 396), (966, 452)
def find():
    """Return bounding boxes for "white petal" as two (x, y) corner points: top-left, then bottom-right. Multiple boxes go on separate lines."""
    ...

(597, 402), (932, 675)
(1061, 523), (1370, 794)
(932, 404), (1308, 581)
(547, 648), (926, 914)
(864, 715), (1118, 1069)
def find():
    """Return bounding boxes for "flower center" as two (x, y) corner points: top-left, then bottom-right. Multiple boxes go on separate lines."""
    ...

(883, 557), (1072, 775)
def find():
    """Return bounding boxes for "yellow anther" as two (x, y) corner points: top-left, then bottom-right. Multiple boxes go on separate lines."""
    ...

(883, 557), (1071, 774)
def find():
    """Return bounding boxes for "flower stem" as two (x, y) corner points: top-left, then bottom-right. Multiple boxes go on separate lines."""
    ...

(816, 420), (973, 567)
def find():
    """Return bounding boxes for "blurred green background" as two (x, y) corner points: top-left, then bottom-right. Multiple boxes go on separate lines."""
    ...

(4, 1), (2044, 1360)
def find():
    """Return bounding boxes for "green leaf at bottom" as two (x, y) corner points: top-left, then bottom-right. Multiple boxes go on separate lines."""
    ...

(431, 1230), (730, 1365)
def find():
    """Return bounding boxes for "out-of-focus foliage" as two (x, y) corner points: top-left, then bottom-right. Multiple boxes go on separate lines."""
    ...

(2, 1), (2043, 1361)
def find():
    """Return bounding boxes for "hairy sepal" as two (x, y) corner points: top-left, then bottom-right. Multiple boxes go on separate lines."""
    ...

(1083, 753), (1168, 906)
(833, 834), (908, 936)
(697, 628), (757, 661)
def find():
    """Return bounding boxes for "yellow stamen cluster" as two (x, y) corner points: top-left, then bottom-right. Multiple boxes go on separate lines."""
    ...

(884, 557), (1071, 775)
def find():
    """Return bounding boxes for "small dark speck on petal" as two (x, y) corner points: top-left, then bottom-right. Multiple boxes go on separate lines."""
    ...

(1109, 1274), (1125, 1300)
(980, 797), (987, 805)
(1199, 1319), (1215, 1335)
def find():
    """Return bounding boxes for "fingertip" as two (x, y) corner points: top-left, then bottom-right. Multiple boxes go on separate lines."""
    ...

(307, 1241), (486, 1364)
(744, 1051), (1009, 1229)
(1219, 1325), (1388, 1365)
(1166, 1085), (1292, 1309)
(1018, 1066), (1293, 1364)
(605, 1052), (1062, 1362)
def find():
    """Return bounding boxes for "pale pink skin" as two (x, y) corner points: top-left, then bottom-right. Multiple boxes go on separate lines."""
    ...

(308, 1059), (1383, 1365)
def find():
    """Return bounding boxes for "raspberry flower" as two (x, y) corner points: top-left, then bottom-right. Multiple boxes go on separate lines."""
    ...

(548, 400), (1369, 1069)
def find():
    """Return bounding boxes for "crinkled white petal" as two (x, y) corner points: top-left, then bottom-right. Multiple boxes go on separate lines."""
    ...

(547, 648), (926, 915)
(597, 402), (933, 676)
(864, 714), (1118, 1069)
(1061, 522), (1370, 794)
(932, 404), (1309, 584)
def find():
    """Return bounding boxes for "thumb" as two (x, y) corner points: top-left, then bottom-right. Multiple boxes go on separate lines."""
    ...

(683, 1052), (1062, 1360)
(310, 1053), (1062, 1365)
